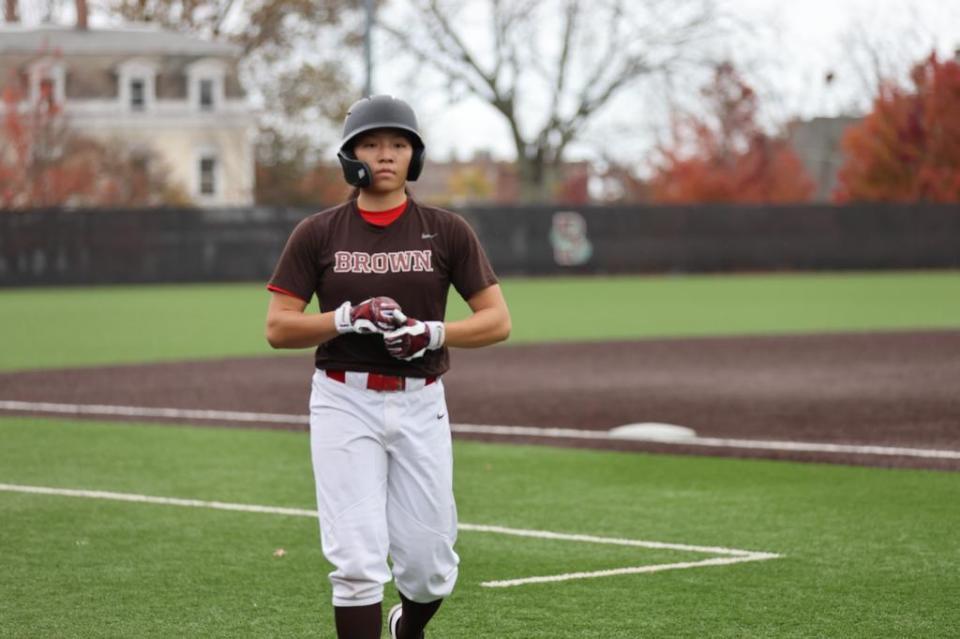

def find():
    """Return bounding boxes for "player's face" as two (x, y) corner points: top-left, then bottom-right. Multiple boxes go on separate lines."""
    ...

(353, 130), (414, 194)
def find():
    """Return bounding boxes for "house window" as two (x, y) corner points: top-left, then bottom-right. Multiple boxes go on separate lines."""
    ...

(199, 79), (215, 111)
(199, 156), (217, 196)
(130, 79), (145, 111)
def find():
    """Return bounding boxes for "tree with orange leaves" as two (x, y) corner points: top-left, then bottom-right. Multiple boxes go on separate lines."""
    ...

(3, 77), (84, 207)
(1, 75), (185, 209)
(650, 62), (814, 204)
(835, 52), (960, 203)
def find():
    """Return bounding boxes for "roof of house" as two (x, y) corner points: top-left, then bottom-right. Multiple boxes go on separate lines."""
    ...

(0, 24), (240, 57)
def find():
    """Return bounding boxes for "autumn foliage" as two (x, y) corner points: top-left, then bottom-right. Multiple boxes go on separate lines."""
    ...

(1, 79), (89, 207)
(1, 72), (184, 209)
(650, 62), (814, 204)
(254, 128), (351, 206)
(835, 53), (960, 202)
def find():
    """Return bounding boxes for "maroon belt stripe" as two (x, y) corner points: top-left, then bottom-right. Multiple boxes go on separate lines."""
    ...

(325, 369), (436, 392)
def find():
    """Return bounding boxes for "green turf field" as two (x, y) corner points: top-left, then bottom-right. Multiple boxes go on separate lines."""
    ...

(2, 272), (959, 637)
(2, 417), (958, 638)
(1, 270), (959, 371)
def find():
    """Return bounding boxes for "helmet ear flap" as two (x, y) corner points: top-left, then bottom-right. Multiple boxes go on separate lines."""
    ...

(406, 145), (425, 182)
(337, 149), (373, 187)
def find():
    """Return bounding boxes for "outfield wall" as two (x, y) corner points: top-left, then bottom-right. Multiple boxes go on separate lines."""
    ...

(1, 203), (958, 285)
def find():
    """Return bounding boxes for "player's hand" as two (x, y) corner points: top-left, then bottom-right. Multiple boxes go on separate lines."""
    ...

(383, 317), (445, 360)
(334, 297), (404, 334)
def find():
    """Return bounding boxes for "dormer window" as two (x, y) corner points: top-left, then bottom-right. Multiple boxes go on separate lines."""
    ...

(186, 58), (226, 113)
(199, 79), (215, 111)
(117, 59), (158, 113)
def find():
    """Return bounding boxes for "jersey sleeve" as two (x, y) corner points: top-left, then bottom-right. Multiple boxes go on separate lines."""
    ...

(449, 214), (499, 301)
(267, 217), (320, 304)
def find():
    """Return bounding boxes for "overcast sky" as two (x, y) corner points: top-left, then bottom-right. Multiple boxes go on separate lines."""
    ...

(15, 0), (960, 167)
(372, 0), (960, 164)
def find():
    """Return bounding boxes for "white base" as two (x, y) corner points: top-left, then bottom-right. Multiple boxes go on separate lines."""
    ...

(608, 422), (697, 441)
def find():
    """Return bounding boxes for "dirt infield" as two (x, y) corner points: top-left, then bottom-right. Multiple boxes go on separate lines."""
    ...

(2, 330), (958, 470)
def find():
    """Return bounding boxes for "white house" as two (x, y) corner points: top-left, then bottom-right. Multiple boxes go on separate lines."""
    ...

(0, 23), (256, 206)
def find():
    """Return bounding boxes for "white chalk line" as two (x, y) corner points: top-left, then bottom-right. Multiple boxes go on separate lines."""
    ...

(456, 523), (769, 557)
(451, 424), (960, 460)
(0, 483), (781, 588)
(2, 400), (958, 460)
(0, 483), (318, 517)
(460, 523), (780, 588)
(0, 400), (308, 425)
(479, 554), (778, 588)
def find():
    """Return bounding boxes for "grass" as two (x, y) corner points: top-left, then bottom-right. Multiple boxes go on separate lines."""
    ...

(1, 270), (959, 371)
(0, 282), (274, 372)
(2, 271), (958, 636)
(1, 417), (958, 638)
(478, 270), (960, 342)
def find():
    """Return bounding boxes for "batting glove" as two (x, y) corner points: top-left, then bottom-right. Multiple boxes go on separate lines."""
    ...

(334, 297), (404, 334)
(383, 317), (445, 361)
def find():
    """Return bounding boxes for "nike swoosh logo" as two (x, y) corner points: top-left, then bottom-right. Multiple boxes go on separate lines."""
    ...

(421, 233), (438, 239)
(437, 412), (446, 419)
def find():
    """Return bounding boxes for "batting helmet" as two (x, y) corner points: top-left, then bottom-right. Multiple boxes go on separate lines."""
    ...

(337, 95), (425, 187)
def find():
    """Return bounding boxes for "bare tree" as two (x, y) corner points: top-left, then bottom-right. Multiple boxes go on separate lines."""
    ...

(381, 0), (726, 200)
(109, 0), (360, 58)
(107, 0), (366, 145)
(835, 3), (953, 114)
(74, 0), (86, 29)
(4, 0), (18, 23)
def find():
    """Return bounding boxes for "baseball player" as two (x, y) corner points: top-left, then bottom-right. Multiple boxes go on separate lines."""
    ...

(264, 94), (511, 639)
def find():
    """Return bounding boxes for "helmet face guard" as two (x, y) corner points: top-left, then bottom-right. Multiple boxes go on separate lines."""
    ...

(338, 95), (425, 187)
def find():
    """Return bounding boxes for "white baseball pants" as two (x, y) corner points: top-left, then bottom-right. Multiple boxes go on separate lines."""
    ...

(308, 369), (460, 607)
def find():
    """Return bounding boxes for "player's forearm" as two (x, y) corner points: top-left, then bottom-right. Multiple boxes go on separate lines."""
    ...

(265, 310), (339, 349)
(443, 306), (511, 348)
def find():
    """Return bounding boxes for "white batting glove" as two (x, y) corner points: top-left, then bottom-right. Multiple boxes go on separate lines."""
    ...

(383, 316), (445, 361)
(334, 297), (404, 334)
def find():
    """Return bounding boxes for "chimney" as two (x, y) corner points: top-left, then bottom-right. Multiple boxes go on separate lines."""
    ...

(75, 0), (88, 30)
(4, 0), (18, 23)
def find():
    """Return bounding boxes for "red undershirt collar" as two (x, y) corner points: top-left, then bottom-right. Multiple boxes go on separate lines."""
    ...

(358, 199), (408, 227)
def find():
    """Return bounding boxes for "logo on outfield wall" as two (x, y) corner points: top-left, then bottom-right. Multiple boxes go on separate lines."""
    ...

(549, 211), (593, 266)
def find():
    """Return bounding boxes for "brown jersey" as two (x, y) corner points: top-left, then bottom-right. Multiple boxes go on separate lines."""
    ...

(268, 198), (499, 377)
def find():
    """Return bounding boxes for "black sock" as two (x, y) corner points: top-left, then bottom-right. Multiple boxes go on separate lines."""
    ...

(397, 591), (442, 639)
(334, 602), (382, 639)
